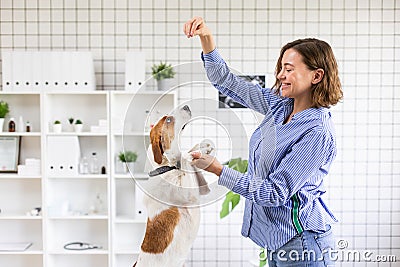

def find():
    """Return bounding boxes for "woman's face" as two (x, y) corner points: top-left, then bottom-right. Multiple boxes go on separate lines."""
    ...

(277, 48), (315, 100)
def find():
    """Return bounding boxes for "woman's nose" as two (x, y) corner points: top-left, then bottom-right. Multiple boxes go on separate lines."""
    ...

(276, 69), (285, 80)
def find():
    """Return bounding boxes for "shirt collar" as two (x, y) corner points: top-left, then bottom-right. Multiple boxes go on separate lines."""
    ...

(283, 98), (330, 121)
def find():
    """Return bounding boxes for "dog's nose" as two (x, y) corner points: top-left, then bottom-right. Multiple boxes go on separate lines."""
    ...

(182, 105), (191, 112)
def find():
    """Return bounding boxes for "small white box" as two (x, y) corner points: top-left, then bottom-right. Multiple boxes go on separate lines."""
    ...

(90, 126), (100, 132)
(25, 158), (41, 167)
(98, 119), (108, 127)
(90, 126), (107, 133)
(17, 165), (41, 176)
(17, 165), (27, 175)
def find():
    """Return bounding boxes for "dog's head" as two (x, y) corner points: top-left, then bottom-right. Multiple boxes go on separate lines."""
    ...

(150, 105), (191, 165)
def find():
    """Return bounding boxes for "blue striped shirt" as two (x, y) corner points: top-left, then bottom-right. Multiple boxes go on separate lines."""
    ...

(202, 49), (338, 250)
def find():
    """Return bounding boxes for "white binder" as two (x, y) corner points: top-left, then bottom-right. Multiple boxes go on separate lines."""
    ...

(46, 136), (80, 177)
(134, 185), (147, 220)
(1, 51), (13, 91)
(31, 52), (43, 91)
(1, 51), (96, 92)
(12, 51), (31, 91)
(125, 51), (146, 92)
(74, 52), (96, 91)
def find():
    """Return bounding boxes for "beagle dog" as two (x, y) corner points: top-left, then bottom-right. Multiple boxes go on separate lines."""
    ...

(133, 105), (211, 267)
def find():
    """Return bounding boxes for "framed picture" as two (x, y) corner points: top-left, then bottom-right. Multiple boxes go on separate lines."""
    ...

(0, 136), (21, 173)
(218, 75), (266, 108)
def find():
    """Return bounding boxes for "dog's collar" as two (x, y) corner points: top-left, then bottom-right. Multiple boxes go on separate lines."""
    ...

(148, 165), (178, 177)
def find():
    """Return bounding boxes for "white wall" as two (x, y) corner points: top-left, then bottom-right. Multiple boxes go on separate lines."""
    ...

(1, 0), (399, 266)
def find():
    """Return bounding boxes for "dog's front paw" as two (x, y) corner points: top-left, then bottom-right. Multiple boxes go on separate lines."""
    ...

(186, 139), (215, 160)
(199, 139), (215, 155)
(182, 152), (194, 162)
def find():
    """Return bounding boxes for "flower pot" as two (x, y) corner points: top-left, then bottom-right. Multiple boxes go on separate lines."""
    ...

(115, 159), (125, 174)
(123, 162), (135, 173)
(53, 124), (62, 133)
(157, 78), (173, 91)
(74, 124), (83, 132)
(0, 118), (4, 132)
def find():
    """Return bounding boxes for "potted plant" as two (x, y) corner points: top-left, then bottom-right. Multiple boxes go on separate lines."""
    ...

(220, 158), (247, 219)
(0, 100), (10, 132)
(53, 120), (62, 133)
(151, 61), (176, 91)
(118, 150), (138, 173)
(68, 117), (74, 131)
(219, 158), (266, 267)
(74, 119), (83, 132)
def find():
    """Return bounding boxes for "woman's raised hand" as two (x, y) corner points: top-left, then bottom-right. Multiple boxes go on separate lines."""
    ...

(183, 16), (215, 54)
(183, 16), (210, 38)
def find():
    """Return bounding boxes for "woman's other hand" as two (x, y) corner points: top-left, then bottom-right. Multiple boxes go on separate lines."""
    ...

(191, 151), (223, 176)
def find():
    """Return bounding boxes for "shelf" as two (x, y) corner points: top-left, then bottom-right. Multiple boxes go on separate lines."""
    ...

(48, 175), (107, 179)
(45, 91), (108, 96)
(114, 216), (146, 224)
(111, 91), (174, 96)
(0, 243), (43, 255)
(113, 131), (149, 136)
(114, 173), (148, 179)
(0, 91), (40, 95)
(47, 132), (107, 136)
(49, 249), (108, 255)
(114, 248), (140, 255)
(0, 174), (41, 179)
(0, 132), (41, 137)
(0, 215), (42, 220)
(48, 215), (108, 220)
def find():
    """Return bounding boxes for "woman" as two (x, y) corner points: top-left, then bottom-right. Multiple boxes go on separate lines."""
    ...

(183, 17), (343, 266)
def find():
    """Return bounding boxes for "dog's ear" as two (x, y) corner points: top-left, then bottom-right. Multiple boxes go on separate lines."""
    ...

(150, 116), (166, 164)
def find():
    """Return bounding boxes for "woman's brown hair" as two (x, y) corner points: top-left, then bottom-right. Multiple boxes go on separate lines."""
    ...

(273, 38), (343, 108)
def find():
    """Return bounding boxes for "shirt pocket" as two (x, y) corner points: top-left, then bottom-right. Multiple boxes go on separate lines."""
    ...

(314, 226), (336, 266)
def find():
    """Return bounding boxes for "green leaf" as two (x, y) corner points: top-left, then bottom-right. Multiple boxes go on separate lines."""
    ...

(118, 151), (138, 162)
(219, 191), (241, 219)
(228, 158), (248, 173)
(151, 61), (176, 80)
(0, 100), (10, 118)
(219, 157), (248, 219)
(259, 248), (267, 267)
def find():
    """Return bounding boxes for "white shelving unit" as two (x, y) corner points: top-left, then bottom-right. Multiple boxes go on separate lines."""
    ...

(42, 91), (110, 267)
(0, 90), (176, 267)
(0, 92), (43, 267)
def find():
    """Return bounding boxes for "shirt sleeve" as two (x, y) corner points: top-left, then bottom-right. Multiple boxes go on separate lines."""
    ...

(218, 129), (333, 207)
(202, 49), (281, 115)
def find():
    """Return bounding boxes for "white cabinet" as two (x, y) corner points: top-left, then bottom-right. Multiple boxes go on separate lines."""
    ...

(0, 90), (175, 267)
(0, 92), (43, 267)
(42, 92), (110, 267)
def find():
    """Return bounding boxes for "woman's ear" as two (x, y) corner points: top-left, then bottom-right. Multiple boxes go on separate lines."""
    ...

(150, 117), (166, 164)
(312, 68), (324, 84)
